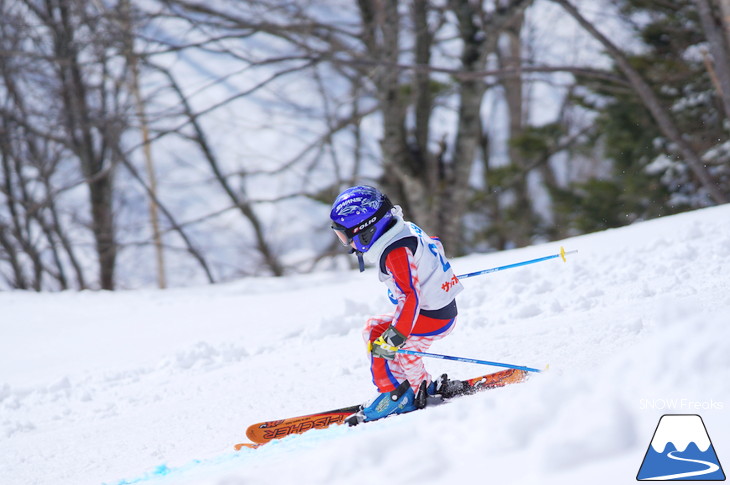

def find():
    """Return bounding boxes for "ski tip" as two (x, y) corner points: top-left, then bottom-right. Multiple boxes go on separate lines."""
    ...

(234, 442), (263, 451)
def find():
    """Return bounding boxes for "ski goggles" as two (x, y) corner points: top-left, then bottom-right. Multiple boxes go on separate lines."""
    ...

(331, 223), (352, 246)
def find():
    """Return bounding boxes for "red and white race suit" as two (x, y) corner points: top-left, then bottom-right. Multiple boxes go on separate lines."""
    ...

(362, 218), (464, 393)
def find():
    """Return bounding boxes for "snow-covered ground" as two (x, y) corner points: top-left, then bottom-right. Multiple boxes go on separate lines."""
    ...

(2, 205), (729, 485)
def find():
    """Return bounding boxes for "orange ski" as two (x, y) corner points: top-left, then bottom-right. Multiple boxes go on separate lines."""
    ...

(235, 367), (532, 450)
(464, 367), (529, 390)
(243, 404), (362, 445)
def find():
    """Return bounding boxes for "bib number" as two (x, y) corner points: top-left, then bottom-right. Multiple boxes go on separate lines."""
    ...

(410, 223), (451, 273)
(428, 242), (451, 272)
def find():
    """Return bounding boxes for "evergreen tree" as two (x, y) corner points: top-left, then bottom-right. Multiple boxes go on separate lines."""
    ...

(558, 0), (729, 234)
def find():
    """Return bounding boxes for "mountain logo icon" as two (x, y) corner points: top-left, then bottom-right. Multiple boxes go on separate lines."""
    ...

(637, 414), (725, 481)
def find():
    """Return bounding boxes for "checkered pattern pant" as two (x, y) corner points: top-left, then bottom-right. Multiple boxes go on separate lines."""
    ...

(363, 313), (456, 393)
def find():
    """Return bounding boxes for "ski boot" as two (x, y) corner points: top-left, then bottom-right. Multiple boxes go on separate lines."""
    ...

(346, 380), (418, 426)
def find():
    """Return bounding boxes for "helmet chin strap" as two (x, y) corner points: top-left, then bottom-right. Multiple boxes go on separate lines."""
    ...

(349, 248), (366, 272)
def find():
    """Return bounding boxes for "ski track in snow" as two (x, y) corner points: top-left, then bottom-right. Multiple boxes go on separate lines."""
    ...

(1, 205), (729, 485)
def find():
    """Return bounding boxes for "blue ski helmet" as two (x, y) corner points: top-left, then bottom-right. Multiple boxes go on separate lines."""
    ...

(330, 185), (395, 253)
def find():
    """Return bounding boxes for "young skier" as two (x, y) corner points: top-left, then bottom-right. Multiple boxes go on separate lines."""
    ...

(330, 185), (465, 424)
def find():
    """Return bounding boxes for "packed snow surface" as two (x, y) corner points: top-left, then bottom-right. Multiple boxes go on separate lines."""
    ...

(2, 205), (729, 485)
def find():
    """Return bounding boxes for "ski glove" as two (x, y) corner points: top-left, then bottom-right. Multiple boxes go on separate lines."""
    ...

(370, 326), (407, 360)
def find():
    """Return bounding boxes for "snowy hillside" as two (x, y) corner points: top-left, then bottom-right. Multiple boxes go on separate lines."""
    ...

(2, 205), (729, 485)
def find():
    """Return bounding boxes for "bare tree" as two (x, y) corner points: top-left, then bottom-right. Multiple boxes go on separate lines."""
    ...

(6, 0), (724, 289)
(0, 0), (96, 290)
(1, 0), (220, 290)
(353, 0), (533, 254)
(0, 0), (131, 289)
(138, 0), (385, 274)
(156, 66), (286, 276)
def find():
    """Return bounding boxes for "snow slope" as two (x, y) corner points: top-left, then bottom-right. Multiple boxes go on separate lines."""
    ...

(1, 205), (729, 485)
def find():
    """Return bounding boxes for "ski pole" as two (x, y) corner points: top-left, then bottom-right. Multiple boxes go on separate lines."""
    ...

(457, 246), (577, 279)
(397, 349), (543, 373)
(386, 246), (576, 303)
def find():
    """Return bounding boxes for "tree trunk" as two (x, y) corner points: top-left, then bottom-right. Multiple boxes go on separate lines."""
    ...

(696, 0), (730, 120)
(715, 0), (730, 51)
(52, 0), (118, 289)
(499, 11), (534, 247)
(356, 1), (434, 231)
(438, 0), (532, 254)
(120, 0), (167, 289)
